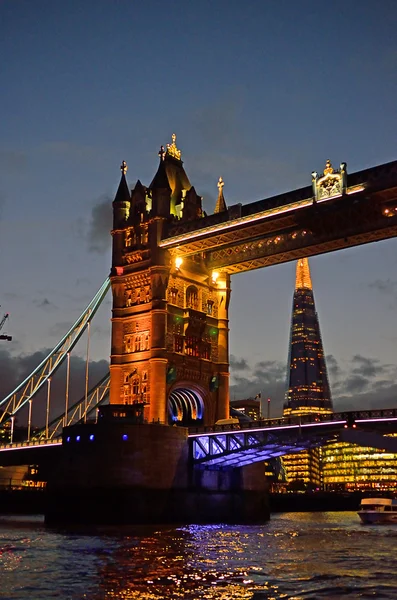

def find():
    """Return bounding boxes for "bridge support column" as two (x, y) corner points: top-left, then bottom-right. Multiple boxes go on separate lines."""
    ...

(216, 273), (231, 420)
(45, 418), (270, 526)
(149, 358), (168, 423)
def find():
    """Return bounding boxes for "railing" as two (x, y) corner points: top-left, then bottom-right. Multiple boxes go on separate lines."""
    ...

(189, 408), (397, 436)
(0, 438), (62, 451)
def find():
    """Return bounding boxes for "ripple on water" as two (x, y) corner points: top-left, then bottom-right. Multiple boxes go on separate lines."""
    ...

(1, 513), (397, 599)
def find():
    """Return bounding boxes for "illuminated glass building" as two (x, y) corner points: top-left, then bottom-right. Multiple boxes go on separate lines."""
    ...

(322, 440), (397, 492)
(284, 258), (333, 418)
(282, 258), (333, 487)
(281, 258), (397, 491)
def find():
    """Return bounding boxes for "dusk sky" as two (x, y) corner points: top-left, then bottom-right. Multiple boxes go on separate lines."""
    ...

(1, 0), (396, 420)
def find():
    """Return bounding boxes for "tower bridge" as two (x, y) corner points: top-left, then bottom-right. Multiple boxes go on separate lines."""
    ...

(1, 136), (396, 523)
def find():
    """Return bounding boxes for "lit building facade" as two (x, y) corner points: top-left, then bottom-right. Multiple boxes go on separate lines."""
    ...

(282, 258), (333, 488)
(230, 398), (261, 421)
(110, 136), (231, 427)
(322, 440), (397, 492)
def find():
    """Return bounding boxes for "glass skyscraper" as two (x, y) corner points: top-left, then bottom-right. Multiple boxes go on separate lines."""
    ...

(282, 258), (332, 487)
(280, 258), (397, 491)
(283, 258), (333, 418)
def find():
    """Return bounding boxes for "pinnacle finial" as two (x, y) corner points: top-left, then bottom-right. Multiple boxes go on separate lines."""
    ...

(323, 159), (333, 176)
(158, 145), (166, 161)
(214, 176), (227, 214)
(295, 258), (313, 290)
(120, 160), (128, 175)
(166, 133), (182, 160)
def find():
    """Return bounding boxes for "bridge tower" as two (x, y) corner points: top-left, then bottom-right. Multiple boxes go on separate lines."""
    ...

(110, 137), (230, 426)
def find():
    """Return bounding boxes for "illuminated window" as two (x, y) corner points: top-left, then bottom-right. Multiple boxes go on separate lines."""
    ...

(174, 335), (184, 353)
(170, 288), (178, 304)
(186, 286), (199, 310)
(135, 335), (141, 351)
(185, 336), (200, 357)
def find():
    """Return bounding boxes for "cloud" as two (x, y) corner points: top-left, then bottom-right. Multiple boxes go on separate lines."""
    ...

(350, 354), (385, 378)
(325, 354), (341, 379)
(369, 279), (397, 295)
(229, 354), (249, 371)
(230, 351), (397, 417)
(0, 347), (109, 428)
(230, 358), (287, 416)
(87, 195), (113, 254)
(33, 298), (57, 311)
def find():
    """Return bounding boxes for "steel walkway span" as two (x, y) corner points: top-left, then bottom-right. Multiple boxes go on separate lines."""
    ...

(1, 408), (397, 468)
(0, 279), (110, 425)
(188, 409), (397, 469)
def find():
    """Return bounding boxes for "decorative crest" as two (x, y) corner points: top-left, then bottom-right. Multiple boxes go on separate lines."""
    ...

(217, 176), (224, 191)
(120, 160), (128, 175)
(323, 159), (334, 176)
(166, 133), (182, 160)
(312, 159), (347, 203)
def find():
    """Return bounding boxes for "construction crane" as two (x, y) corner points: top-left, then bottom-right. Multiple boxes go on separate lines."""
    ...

(0, 312), (12, 341)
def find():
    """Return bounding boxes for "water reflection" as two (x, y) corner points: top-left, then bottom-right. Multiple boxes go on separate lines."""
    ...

(1, 513), (397, 599)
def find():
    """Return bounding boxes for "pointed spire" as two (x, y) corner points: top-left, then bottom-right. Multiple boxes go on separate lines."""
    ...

(214, 177), (227, 214)
(113, 160), (131, 204)
(295, 258), (312, 290)
(150, 157), (171, 191)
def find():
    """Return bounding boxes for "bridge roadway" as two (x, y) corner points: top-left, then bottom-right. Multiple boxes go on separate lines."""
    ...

(1, 409), (397, 469)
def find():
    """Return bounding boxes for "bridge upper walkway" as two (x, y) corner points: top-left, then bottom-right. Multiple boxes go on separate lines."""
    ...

(1, 409), (397, 468)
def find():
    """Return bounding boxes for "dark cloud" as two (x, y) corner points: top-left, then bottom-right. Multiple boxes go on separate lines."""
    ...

(229, 354), (249, 371)
(230, 359), (287, 417)
(325, 354), (340, 379)
(87, 195), (113, 254)
(34, 298), (57, 310)
(230, 351), (397, 417)
(368, 279), (397, 296)
(351, 354), (384, 378)
(343, 374), (370, 394)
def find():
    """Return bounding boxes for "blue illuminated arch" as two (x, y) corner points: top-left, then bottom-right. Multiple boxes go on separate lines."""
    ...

(168, 388), (204, 426)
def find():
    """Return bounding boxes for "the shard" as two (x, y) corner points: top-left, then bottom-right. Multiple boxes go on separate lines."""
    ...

(283, 258), (333, 418)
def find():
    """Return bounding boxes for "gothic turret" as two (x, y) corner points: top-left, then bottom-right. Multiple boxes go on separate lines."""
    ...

(150, 149), (172, 217)
(112, 161), (131, 228)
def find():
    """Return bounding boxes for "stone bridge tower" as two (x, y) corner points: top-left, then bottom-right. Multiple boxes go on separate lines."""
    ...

(110, 136), (230, 426)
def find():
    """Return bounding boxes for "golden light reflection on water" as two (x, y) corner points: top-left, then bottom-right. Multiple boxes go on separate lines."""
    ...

(93, 524), (301, 599)
(2, 513), (397, 599)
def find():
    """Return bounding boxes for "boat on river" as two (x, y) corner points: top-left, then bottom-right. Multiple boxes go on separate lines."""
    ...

(358, 498), (397, 524)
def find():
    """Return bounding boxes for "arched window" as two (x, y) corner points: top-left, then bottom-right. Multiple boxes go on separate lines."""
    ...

(125, 336), (131, 353)
(135, 335), (141, 352)
(186, 286), (199, 310)
(132, 378), (139, 396)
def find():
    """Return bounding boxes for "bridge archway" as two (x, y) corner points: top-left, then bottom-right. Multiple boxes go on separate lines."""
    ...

(168, 385), (205, 427)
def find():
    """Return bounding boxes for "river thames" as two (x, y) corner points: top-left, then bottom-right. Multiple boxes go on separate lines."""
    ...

(1, 511), (396, 599)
